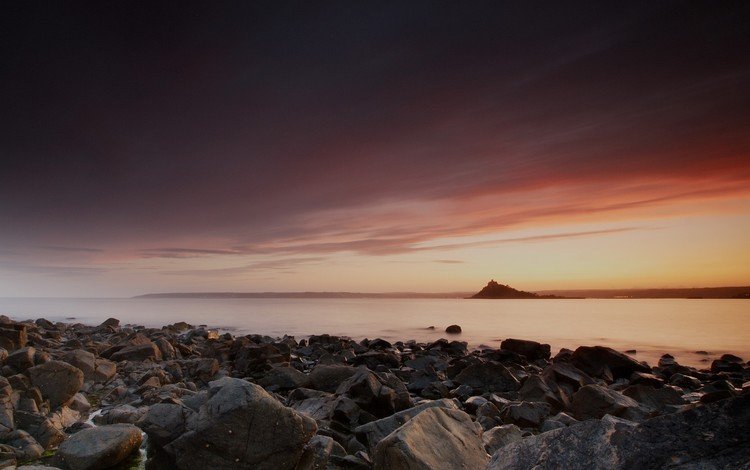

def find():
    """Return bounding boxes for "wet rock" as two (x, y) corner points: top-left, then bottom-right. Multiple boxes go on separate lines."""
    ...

(482, 424), (522, 455)
(571, 346), (650, 381)
(454, 361), (520, 393)
(165, 377), (316, 469)
(445, 325), (462, 334)
(373, 407), (488, 470)
(54, 423), (142, 470)
(571, 384), (645, 421)
(28, 360), (84, 408)
(500, 339), (551, 361)
(354, 398), (459, 451)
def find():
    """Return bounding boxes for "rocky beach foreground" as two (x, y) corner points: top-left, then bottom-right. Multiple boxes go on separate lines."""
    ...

(0, 315), (747, 469)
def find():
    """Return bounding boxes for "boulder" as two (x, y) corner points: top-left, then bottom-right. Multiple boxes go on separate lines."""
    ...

(517, 375), (565, 412)
(54, 424), (142, 470)
(110, 342), (161, 362)
(482, 424), (522, 455)
(137, 403), (193, 447)
(164, 377), (316, 469)
(6, 347), (35, 372)
(335, 369), (399, 418)
(0, 324), (27, 351)
(571, 346), (650, 381)
(501, 401), (551, 428)
(308, 364), (358, 393)
(354, 398), (459, 451)
(28, 360), (84, 408)
(445, 325), (462, 334)
(373, 407), (488, 470)
(257, 365), (310, 391)
(1, 429), (44, 461)
(500, 339), (551, 361)
(571, 384), (645, 421)
(93, 404), (148, 425)
(454, 361), (520, 393)
(621, 384), (685, 413)
(64, 350), (116, 383)
(0, 377), (13, 432)
(296, 435), (345, 470)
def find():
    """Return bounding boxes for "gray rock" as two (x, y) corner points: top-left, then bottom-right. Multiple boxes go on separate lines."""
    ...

(64, 349), (116, 383)
(257, 364), (310, 391)
(621, 384), (685, 413)
(0, 377), (13, 432)
(482, 424), (522, 455)
(6, 346), (35, 372)
(0, 324), (27, 351)
(501, 401), (551, 428)
(137, 403), (193, 447)
(110, 342), (162, 362)
(165, 377), (316, 469)
(500, 339), (551, 361)
(373, 407), (488, 470)
(308, 364), (358, 393)
(55, 424), (142, 470)
(296, 435), (345, 470)
(0, 429), (44, 461)
(453, 361), (520, 393)
(571, 384), (645, 421)
(354, 398), (459, 451)
(571, 346), (650, 381)
(335, 369), (399, 418)
(93, 404), (148, 425)
(28, 360), (84, 409)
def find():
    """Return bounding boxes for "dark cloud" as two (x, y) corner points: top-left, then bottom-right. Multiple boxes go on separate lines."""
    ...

(1, 1), (748, 259)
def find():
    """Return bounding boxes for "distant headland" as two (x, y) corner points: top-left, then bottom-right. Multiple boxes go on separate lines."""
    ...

(470, 280), (566, 299)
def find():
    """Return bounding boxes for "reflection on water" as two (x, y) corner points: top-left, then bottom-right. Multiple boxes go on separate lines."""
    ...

(0, 297), (747, 368)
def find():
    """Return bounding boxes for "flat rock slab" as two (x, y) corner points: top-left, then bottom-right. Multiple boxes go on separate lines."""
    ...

(488, 394), (750, 470)
(55, 423), (142, 470)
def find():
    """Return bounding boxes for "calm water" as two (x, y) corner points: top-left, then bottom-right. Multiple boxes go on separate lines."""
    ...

(0, 297), (747, 368)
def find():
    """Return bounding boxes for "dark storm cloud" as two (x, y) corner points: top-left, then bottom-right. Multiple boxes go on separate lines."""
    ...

(1, 1), (749, 257)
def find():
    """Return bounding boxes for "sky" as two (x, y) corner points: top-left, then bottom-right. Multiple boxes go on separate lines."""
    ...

(1, 1), (749, 296)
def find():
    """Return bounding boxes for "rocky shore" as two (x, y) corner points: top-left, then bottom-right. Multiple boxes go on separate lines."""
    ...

(0, 315), (747, 469)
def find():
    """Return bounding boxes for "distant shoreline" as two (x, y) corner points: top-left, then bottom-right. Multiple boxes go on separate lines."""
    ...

(134, 285), (750, 300)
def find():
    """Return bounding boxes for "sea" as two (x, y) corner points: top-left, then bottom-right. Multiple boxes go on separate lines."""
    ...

(0, 297), (747, 368)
